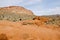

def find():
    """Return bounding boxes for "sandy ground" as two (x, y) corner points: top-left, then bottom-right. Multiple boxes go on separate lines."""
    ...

(0, 20), (60, 40)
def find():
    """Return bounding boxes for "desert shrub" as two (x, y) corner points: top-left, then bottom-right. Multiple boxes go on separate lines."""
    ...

(42, 15), (60, 26)
(0, 12), (35, 22)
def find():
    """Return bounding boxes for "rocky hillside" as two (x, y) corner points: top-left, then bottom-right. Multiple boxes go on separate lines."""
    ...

(0, 6), (35, 22)
(0, 6), (60, 40)
(0, 6), (60, 28)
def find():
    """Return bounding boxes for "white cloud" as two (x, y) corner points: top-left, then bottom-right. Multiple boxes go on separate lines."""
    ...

(33, 7), (60, 16)
(0, 0), (23, 7)
(0, 0), (42, 7)
(0, 0), (60, 16)
(23, 0), (42, 6)
(0, 0), (42, 8)
(48, 7), (60, 12)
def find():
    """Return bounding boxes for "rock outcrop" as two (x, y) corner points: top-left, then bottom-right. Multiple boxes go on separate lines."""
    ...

(33, 15), (60, 27)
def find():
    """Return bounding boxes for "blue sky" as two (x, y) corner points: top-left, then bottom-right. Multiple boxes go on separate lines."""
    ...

(0, 0), (60, 16)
